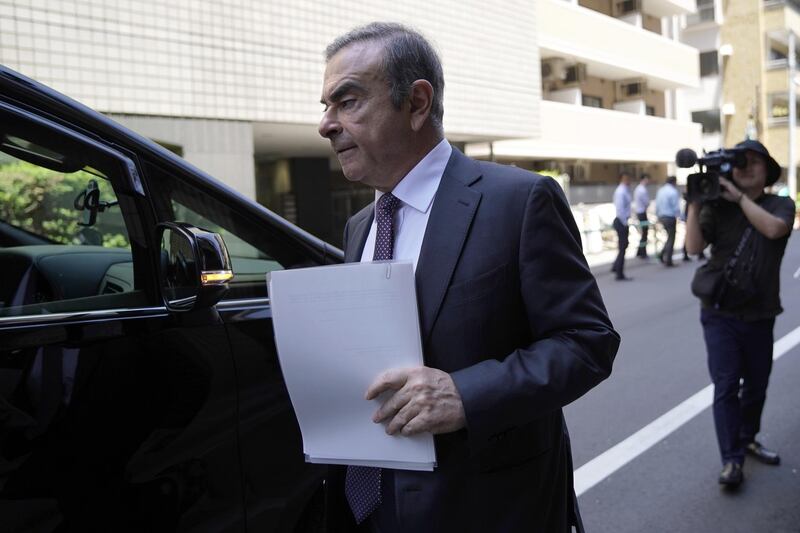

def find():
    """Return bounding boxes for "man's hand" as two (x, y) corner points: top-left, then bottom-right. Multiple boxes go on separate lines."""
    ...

(718, 176), (744, 204)
(366, 367), (466, 436)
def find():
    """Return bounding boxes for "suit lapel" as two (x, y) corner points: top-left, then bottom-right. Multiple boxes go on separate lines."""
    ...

(344, 207), (373, 263)
(415, 149), (482, 343)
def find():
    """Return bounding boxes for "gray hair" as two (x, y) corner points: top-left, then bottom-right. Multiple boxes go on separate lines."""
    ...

(325, 22), (445, 133)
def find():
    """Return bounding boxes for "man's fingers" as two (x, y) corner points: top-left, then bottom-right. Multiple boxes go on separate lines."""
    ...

(385, 403), (422, 435)
(373, 388), (411, 423)
(401, 417), (424, 436)
(365, 368), (410, 400)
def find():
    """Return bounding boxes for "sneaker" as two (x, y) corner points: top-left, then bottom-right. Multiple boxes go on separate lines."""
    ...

(718, 462), (743, 487)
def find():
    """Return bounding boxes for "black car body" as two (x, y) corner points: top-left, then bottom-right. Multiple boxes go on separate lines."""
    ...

(0, 65), (342, 532)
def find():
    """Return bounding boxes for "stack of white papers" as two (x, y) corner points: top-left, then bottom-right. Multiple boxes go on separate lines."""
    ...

(268, 261), (436, 471)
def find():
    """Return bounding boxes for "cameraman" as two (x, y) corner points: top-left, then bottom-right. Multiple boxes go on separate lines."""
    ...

(685, 140), (795, 488)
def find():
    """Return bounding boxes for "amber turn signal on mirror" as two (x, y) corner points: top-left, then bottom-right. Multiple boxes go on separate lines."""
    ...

(201, 270), (234, 285)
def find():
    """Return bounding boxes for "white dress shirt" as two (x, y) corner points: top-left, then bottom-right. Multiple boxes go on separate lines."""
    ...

(655, 183), (681, 218)
(613, 183), (632, 221)
(633, 183), (649, 215)
(360, 139), (452, 270)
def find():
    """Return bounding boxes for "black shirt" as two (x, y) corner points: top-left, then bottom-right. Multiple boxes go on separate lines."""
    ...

(699, 194), (795, 320)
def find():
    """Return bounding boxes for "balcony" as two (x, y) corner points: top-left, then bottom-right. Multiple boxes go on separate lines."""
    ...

(685, 0), (718, 26)
(642, 0), (696, 16)
(465, 100), (702, 163)
(539, 0), (700, 90)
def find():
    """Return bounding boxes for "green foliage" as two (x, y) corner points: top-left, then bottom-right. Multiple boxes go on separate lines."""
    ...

(535, 168), (562, 179)
(0, 161), (129, 248)
(536, 168), (570, 193)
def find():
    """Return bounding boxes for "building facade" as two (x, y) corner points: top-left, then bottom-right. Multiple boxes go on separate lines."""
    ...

(678, 0), (800, 197)
(1, 0), (704, 244)
(467, 0), (703, 203)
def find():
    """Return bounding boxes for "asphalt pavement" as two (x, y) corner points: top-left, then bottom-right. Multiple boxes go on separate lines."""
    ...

(567, 231), (800, 533)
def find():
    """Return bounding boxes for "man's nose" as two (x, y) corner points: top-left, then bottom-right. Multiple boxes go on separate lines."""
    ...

(319, 109), (341, 139)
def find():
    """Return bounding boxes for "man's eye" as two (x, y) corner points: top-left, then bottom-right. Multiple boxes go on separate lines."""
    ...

(340, 99), (356, 110)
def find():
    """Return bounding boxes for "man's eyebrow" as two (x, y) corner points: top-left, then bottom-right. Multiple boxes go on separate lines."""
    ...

(321, 80), (366, 105)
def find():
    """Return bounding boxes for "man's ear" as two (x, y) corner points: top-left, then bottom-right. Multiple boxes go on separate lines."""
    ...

(408, 80), (434, 132)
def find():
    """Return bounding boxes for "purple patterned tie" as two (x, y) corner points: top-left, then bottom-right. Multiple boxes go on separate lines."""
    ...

(371, 193), (400, 261)
(345, 192), (400, 524)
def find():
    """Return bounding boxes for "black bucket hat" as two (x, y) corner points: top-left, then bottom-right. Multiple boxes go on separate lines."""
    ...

(734, 139), (782, 186)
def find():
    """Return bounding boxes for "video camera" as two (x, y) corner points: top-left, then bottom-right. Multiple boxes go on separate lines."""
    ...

(675, 147), (748, 202)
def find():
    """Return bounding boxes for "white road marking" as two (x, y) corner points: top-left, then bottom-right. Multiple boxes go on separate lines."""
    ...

(574, 324), (800, 497)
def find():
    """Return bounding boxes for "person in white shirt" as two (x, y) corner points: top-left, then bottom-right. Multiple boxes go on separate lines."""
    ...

(655, 175), (681, 266)
(612, 172), (633, 280)
(633, 174), (651, 259)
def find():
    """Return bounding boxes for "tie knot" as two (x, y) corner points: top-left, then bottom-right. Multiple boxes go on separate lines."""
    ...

(377, 193), (400, 214)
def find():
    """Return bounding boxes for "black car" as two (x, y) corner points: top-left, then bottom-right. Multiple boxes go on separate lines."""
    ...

(0, 65), (342, 532)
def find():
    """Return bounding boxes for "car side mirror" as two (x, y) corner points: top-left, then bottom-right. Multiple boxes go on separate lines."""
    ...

(157, 222), (233, 312)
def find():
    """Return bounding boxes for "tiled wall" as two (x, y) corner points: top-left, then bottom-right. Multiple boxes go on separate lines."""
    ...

(0, 0), (540, 139)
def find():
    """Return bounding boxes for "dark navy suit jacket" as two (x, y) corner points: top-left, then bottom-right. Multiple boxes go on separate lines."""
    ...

(331, 148), (620, 533)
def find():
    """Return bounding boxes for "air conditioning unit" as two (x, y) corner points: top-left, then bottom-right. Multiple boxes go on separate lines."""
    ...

(562, 63), (587, 86)
(541, 58), (567, 83)
(613, 0), (641, 16)
(615, 78), (647, 101)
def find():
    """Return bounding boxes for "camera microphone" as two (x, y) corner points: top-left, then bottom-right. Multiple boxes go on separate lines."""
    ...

(676, 148), (698, 168)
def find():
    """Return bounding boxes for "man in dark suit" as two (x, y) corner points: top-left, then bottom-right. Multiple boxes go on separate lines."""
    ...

(318, 22), (619, 533)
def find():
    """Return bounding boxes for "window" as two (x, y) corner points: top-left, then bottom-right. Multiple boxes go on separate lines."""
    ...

(146, 163), (315, 301)
(582, 95), (603, 108)
(767, 92), (800, 121)
(691, 109), (721, 133)
(699, 51), (719, 77)
(765, 32), (800, 68)
(769, 47), (787, 62)
(613, 0), (640, 15)
(646, 105), (656, 116)
(0, 120), (146, 317)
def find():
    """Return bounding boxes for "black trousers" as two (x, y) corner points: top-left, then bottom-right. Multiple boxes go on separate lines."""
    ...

(636, 212), (648, 257)
(612, 218), (629, 277)
(701, 309), (775, 465)
(658, 216), (676, 265)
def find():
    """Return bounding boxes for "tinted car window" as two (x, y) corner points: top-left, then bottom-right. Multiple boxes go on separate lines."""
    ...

(145, 163), (315, 301)
(171, 200), (284, 290)
(0, 131), (146, 317)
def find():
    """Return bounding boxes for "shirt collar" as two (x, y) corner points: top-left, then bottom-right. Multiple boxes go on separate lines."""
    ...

(375, 139), (452, 214)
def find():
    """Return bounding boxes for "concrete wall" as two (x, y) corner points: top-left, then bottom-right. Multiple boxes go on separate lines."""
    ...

(109, 114), (256, 199)
(645, 88), (666, 116)
(469, 100), (702, 162)
(581, 75), (617, 108)
(721, 0), (766, 146)
(579, 0), (612, 16)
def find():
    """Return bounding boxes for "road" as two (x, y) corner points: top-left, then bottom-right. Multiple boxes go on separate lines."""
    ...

(567, 231), (800, 533)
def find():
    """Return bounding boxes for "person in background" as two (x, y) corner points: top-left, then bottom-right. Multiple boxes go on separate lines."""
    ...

(613, 172), (633, 280)
(634, 173), (651, 259)
(685, 140), (795, 488)
(655, 175), (681, 267)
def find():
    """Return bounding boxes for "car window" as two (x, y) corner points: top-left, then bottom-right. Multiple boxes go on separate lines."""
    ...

(0, 127), (147, 317)
(172, 200), (284, 281)
(146, 163), (309, 301)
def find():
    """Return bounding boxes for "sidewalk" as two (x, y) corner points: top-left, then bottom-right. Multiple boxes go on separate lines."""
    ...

(583, 236), (690, 272)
